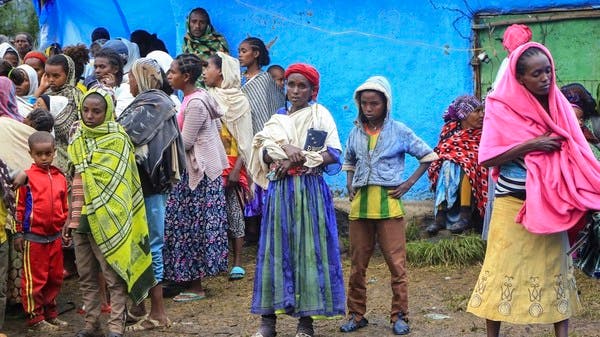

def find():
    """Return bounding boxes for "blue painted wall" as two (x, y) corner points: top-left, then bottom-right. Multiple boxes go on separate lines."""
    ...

(38, 0), (600, 198)
(197, 0), (599, 198)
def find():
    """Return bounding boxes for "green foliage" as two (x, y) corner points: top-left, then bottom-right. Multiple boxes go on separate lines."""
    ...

(405, 217), (421, 242)
(0, 0), (39, 42)
(406, 234), (486, 267)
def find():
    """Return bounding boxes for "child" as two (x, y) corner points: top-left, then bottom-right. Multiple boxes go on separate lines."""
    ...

(340, 76), (438, 335)
(66, 87), (155, 337)
(266, 64), (284, 89)
(204, 52), (253, 280)
(14, 131), (69, 332)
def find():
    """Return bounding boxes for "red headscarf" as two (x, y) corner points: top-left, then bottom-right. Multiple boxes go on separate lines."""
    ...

(502, 24), (532, 53)
(23, 51), (47, 64)
(284, 63), (319, 100)
(481, 42), (600, 233)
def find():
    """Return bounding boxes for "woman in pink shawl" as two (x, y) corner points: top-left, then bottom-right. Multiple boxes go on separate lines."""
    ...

(0, 76), (21, 122)
(466, 42), (600, 337)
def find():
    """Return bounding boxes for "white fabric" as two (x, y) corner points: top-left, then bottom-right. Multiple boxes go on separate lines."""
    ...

(207, 52), (253, 165)
(17, 64), (38, 96)
(48, 96), (69, 118)
(249, 103), (341, 189)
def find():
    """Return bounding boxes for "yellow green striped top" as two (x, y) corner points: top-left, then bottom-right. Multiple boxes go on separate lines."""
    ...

(348, 132), (405, 220)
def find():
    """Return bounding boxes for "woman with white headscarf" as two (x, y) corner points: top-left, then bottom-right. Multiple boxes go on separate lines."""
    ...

(14, 64), (39, 118)
(203, 51), (253, 280)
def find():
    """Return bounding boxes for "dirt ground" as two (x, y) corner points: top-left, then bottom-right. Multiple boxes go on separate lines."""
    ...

(4, 201), (600, 337)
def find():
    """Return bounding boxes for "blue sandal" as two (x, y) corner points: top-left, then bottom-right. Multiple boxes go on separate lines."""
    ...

(340, 313), (368, 332)
(229, 266), (245, 280)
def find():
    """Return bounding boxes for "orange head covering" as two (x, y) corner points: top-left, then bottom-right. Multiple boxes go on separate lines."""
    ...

(284, 63), (319, 100)
(23, 51), (47, 64)
(502, 24), (532, 53)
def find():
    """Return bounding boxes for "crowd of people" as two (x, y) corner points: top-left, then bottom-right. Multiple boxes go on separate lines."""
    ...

(0, 7), (599, 337)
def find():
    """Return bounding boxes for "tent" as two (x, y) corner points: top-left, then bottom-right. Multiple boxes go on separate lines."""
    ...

(33, 0), (191, 55)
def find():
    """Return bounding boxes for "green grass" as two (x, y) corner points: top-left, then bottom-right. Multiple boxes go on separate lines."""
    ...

(406, 234), (486, 267)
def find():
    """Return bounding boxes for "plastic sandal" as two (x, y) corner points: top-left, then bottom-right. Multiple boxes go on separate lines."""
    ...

(340, 313), (368, 332)
(229, 266), (246, 280)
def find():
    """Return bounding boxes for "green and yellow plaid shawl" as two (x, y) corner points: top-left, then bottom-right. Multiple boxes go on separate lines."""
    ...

(68, 87), (155, 304)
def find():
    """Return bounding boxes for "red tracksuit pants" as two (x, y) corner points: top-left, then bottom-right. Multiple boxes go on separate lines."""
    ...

(21, 238), (63, 325)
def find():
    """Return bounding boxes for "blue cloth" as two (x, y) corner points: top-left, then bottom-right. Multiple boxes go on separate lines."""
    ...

(251, 174), (346, 317)
(344, 118), (434, 188)
(144, 193), (167, 282)
(433, 161), (461, 212)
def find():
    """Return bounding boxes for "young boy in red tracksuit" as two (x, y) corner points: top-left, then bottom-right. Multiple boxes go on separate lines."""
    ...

(13, 131), (68, 332)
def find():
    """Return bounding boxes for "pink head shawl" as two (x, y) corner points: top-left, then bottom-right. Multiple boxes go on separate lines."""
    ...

(481, 42), (600, 234)
(0, 77), (22, 122)
(502, 24), (532, 53)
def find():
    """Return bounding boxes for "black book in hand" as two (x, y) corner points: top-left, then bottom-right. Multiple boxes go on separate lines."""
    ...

(304, 128), (328, 151)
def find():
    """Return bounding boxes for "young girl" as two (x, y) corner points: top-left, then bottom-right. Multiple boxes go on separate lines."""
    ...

(204, 52), (253, 280)
(340, 76), (438, 335)
(163, 53), (229, 302)
(66, 88), (155, 337)
(37, 54), (83, 175)
(248, 63), (345, 337)
(238, 37), (285, 244)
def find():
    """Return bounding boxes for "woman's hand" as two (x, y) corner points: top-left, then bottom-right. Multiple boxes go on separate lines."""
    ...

(529, 131), (565, 153)
(281, 144), (306, 166)
(274, 159), (292, 179)
(99, 73), (117, 88)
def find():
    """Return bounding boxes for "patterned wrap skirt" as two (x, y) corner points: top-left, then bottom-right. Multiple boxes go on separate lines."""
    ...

(467, 196), (581, 324)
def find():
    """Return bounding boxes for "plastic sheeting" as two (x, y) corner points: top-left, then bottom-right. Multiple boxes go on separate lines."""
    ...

(33, 0), (194, 56)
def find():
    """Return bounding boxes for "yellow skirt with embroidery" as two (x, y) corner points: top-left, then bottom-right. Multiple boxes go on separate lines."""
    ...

(467, 196), (581, 324)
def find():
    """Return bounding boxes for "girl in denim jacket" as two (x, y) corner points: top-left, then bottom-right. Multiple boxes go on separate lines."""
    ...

(340, 76), (438, 335)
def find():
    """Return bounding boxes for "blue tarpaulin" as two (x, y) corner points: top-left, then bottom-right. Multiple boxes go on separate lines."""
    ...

(33, 0), (192, 55)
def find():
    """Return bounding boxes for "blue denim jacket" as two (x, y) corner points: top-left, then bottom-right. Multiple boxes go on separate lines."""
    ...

(343, 118), (434, 188)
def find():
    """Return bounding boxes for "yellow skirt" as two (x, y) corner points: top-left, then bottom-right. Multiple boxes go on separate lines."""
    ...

(467, 196), (581, 324)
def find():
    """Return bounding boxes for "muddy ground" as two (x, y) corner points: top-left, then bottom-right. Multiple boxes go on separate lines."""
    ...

(4, 201), (600, 337)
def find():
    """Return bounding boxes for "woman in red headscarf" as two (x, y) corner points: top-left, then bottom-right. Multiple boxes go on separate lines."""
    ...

(248, 63), (345, 337)
(466, 42), (600, 337)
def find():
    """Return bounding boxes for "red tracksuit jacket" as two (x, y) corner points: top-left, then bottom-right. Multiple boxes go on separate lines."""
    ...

(15, 164), (68, 236)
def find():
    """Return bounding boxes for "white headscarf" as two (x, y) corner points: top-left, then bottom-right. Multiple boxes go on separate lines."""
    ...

(48, 96), (69, 118)
(207, 52), (253, 165)
(0, 42), (20, 65)
(17, 64), (38, 96)
(146, 50), (173, 73)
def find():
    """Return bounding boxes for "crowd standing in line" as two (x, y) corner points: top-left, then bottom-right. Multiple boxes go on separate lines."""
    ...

(0, 7), (597, 337)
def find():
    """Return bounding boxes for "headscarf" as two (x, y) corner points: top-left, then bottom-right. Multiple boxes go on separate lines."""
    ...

(68, 87), (155, 304)
(207, 52), (253, 166)
(443, 95), (483, 122)
(481, 42), (600, 233)
(182, 8), (229, 61)
(17, 64), (38, 96)
(146, 50), (173, 73)
(47, 95), (69, 118)
(102, 38), (140, 73)
(502, 24), (533, 53)
(118, 59), (184, 193)
(129, 58), (162, 92)
(0, 42), (20, 65)
(23, 51), (47, 65)
(285, 63), (320, 100)
(47, 54), (83, 174)
(0, 77), (21, 121)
